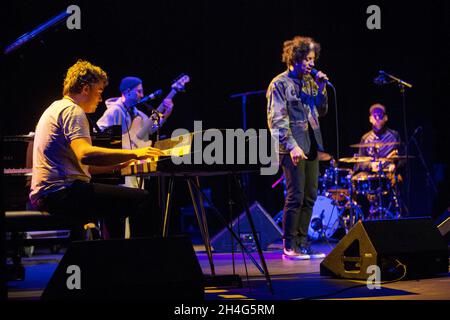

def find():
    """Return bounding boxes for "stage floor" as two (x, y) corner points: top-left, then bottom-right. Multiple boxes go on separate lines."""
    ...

(7, 241), (450, 301)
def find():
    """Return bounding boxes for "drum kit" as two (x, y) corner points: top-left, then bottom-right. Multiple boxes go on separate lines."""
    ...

(309, 141), (411, 241)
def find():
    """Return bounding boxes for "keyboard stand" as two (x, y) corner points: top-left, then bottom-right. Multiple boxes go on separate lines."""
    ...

(161, 173), (274, 295)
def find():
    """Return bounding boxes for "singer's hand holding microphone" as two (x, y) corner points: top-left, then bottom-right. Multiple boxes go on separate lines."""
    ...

(310, 68), (334, 89)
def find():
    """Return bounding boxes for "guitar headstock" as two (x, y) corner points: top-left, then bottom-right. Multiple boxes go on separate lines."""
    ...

(172, 74), (190, 92)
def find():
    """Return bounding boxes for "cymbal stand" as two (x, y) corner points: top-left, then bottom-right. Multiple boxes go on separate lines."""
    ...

(327, 160), (346, 236)
(391, 171), (409, 218)
(367, 147), (387, 220)
(389, 173), (402, 218)
(332, 159), (339, 189)
(376, 158), (385, 219)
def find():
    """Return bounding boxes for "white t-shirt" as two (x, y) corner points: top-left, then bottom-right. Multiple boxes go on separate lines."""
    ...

(30, 98), (91, 204)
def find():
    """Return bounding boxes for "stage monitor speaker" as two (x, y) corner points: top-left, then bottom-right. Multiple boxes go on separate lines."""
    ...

(320, 218), (449, 280)
(211, 201), (282, 252)
(41, 236), (204, 300)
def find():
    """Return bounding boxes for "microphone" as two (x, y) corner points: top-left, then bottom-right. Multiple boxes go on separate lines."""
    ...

(139, 89), (163, 104)
(412, 126), (423, 137)
(311, 68), (334, 88)
(374, 70), (390, 85)
(407, 126), (423, 146)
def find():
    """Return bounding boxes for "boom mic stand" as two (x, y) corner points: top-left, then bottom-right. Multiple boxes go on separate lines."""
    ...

(374, 71), (413, 215)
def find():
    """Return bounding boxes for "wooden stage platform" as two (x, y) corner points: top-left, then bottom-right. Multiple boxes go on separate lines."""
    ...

(7, 240), (450, 301)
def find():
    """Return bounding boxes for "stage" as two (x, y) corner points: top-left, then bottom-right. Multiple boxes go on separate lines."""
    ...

(7, 240), (450, 301)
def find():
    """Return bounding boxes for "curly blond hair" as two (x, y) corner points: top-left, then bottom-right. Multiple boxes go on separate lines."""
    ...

(281, 36), (321, 67)
(63, 60), (108, 95)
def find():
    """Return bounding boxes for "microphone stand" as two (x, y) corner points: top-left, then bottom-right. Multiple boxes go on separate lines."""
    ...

(409, 133), (438, 212)
(377, 71), (413, 215)
(147, 106), (166, 222)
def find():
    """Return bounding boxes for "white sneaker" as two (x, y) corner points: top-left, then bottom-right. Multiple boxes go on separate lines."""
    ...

(299, 246), (326, 259)
(282, 248), (310, 260)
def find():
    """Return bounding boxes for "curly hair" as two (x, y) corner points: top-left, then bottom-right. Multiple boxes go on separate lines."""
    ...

(281, 36), (321, 67)
(63, 60), (108, 96)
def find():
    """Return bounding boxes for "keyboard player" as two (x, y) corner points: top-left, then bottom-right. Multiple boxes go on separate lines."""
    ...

(29, 60), (164, 239)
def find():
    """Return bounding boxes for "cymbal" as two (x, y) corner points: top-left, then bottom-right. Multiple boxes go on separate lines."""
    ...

(317, 151), (333, 161)
(372, 155), (416, 162)
(339, 156), (373, 163)
(368, 158), (394, 162)
(350, 141), (400, 148)
(386, 155), (416, 160)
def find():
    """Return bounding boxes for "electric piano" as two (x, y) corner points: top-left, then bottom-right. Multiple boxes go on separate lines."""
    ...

(119, 130), (275, 291)
(120, 130), (270, 177)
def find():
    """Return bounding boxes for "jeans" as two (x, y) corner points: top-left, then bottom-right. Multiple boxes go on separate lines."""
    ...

(281, 153), (319, 249)
(36, 180), (153, 239)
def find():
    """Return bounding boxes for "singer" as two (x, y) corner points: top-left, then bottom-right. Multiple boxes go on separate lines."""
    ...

(266, 35), (329, 260)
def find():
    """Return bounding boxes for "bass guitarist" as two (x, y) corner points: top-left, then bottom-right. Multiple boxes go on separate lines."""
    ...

(96, 75), (188, 236)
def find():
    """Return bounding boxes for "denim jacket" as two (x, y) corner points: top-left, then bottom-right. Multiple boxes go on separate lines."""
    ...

(267, 70), (328, 154)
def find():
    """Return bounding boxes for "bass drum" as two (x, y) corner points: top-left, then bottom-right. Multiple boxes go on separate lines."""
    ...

(308, 196), (344, 240)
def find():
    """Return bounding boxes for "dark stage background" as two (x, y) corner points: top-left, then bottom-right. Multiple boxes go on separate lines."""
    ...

(2, 1), (450, 231)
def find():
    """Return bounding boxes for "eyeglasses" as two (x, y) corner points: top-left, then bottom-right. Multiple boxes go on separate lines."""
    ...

(372, 113), (385, 120)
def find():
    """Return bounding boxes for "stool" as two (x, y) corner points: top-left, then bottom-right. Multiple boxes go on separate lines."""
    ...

(5, 211), (79, 281)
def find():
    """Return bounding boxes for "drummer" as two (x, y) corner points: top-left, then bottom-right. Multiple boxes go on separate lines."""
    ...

(354, 103), (401, 173)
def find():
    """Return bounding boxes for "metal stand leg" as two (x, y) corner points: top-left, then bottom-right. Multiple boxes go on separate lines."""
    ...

(232, 174), (274, 295)
(187, 178), (215, 276)
(195, 177), (214, 262)
(158, 175), (167, 232)
(162, 177), (174, 237)
(189, 175), (274, 294)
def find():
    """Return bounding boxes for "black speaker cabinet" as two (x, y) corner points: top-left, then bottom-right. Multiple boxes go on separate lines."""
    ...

(211, 201), (282, 252)
(320, 218), (449, 280)
(42, 236), (204, 300)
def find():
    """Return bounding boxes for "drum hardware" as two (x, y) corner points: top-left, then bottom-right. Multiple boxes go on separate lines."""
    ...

(346, 141), (404, 221)
(370, 146), (392, 220)
(324, 140), (406, 225)
(312, 159), (363, 241)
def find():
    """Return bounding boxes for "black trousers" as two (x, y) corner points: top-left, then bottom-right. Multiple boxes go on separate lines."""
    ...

(36, 180), (153, 239)
(281, 154), (319, 249)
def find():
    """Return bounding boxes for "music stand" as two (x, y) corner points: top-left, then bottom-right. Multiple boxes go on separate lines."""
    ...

(230, 90), (266, 193)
